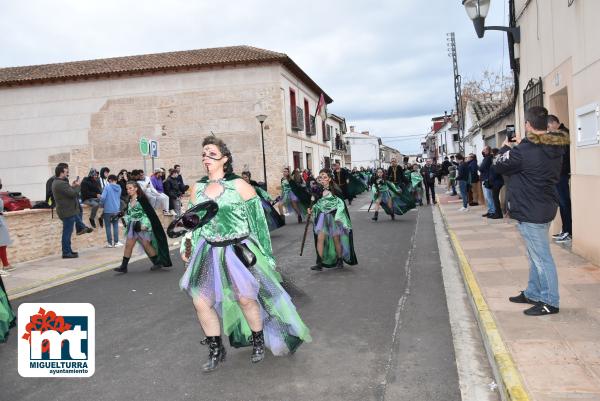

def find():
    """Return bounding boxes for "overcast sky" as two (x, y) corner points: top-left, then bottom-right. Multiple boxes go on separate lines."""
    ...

(1, 0), (510, 154)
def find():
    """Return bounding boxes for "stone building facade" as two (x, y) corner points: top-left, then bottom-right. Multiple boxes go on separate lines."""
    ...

(0, 46), (332, 200)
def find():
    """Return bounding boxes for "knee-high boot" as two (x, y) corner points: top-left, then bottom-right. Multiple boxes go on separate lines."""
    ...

(250, 330), (265, 363)
(114, 256), (129, 273)
(371, 211), (378, 221)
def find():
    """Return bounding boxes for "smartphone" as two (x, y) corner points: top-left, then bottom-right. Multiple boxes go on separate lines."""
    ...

(506, 124), (516, 142)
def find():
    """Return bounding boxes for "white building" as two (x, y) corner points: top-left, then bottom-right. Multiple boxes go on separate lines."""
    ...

(423, 114), (459, 160)
(0, 46), (333, 200)
(463, 100), (504, 155)
(324, 113), (349, 169)
(346, 127), (381, 169)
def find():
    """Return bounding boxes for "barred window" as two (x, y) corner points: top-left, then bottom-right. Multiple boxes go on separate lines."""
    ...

(523, 77), (544, 112)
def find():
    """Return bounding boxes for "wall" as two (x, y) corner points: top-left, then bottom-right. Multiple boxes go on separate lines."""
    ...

(2, 205), (176, 264)
(0, 64), (288, 200)
(516, 0), (600, 265)
(347, 134), (379, 169)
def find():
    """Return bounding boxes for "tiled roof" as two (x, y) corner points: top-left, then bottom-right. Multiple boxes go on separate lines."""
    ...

(0, 45), (333, 102)
(468, 98), (515, 133)
(471, 100), (503, 121)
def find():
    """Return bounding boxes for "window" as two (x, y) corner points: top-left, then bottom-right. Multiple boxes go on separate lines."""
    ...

(290, 89), (299, 130)
(523, 77), (544, 112)
(304, 99), (310, 134)
(322, 122), (330, 141)
(292, 151), (302, 170)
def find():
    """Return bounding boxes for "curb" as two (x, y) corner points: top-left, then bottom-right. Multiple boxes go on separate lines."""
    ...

(437, 204), (531, 401)
(7, 244), (181, 300)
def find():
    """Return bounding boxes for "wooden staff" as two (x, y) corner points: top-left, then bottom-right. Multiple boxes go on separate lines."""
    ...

(299, 197), (315, 256)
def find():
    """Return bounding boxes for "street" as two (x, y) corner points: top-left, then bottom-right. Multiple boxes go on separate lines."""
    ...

(1, 194), (481, 401)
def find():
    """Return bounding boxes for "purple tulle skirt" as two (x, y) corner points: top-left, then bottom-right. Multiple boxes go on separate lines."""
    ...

(314, 212), (349, 237)
(125, 224), (152, 242)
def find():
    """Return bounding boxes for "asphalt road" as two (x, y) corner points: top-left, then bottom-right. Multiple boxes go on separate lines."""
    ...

(0, 193), (462, 401)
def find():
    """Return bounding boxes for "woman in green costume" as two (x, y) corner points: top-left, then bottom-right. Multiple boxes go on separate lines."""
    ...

(279, 167), (310, 223)
(370, 168), (416, 221)
(309, 169), (358, 271)
(113, 182), (172, 273)
(180, 136), (311, 372)
(0, 275), (16, 342)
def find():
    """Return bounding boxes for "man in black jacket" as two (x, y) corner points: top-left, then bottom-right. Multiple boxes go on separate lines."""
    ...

(333, 162), (352, 204)
(387, 158), (406, 187)
(547, 115), (572, 243)
(164, 168), (183, 217)
(81, 168), (102, 228)
(479, 146), (495, 217)
(494, 106), (568, 316)
(420, 158), (439, 205)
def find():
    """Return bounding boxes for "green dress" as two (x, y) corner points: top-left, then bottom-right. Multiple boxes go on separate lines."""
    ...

(0, 276), (16, 342)
(180, 176), (311, 355)
(123, 197), (172, 267)
(371, 179), (416, 216)
(280, 178), (309, 219)
(312, 191), (358, 267)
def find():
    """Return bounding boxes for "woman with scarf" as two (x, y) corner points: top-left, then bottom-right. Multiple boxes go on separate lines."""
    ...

(279, 167), (310, 223)
(241, 170), (285, 231)
(180, 136), (311, 372)
(113, 181), (172, 273)
(309, 169), (358, 271)
(370, 168), (416, 221)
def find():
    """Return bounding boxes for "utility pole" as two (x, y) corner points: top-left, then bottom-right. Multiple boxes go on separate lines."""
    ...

(447, 32), (464, 154)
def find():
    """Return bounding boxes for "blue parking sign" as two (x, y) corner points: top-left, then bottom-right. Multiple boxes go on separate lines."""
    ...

(150, 140), (159, 158)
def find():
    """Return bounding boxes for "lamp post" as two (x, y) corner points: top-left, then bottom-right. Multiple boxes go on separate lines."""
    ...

(256, 114), (268, 189)
(462, 0), (520, 43)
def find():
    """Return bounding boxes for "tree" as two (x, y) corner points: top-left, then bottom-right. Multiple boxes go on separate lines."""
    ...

(461, 69), (514, 103)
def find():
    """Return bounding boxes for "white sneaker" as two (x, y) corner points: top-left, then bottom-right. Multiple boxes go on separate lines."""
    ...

(105, 242), (114, 248)
(555, 232), (571, 242)
(552, 231), (565, 239)
(114, 241), (124, 247)
(458, 207), (469, 212)
(0, 269), (9, 276)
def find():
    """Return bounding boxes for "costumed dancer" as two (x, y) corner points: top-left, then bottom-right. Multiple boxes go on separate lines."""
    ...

(332, 162), (354, 204)
(348, 169), (368, 198)
(280, 167), (310, 223)
(410, 165), (424, 206)
(113, 182), (172, 273)
(180, 136), (311, 372)
(241, 170), (285, 231)
(309, 169), (358, 271)
(370, 168), (416, 221)
(0, 274), (16, 342)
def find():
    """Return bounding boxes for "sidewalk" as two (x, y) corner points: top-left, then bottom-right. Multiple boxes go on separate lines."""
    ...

(438, 192), (600, 401)
(2, 237), (181, 299)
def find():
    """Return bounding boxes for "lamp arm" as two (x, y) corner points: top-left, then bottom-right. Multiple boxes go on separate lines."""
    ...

(484, 25), (521, 43)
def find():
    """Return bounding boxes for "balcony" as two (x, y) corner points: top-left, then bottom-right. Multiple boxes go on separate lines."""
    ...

(306, 116), (316, 136)
(292, 106), (304, 131)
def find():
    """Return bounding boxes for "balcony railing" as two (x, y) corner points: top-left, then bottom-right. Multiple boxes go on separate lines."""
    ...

(307, 116), (316, 136)
(292, 107), (304, 131)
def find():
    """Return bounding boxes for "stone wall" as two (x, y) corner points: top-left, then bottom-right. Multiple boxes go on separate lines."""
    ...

(2, 205), (177, 264)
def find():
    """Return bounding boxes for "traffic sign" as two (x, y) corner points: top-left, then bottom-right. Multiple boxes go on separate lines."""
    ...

(150, 140), (159, 158)
(139, 137), (149, 156)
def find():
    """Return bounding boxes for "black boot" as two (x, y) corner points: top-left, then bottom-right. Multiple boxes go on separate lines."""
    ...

(371, 211), (378, 221)
(391, 212), (395, 220)
(310, 262), (323, 271)
(249, 330), (265, 363)
(297, 214), (302, 223)
(114, 256), (129, 273)
(150, 255), (163, 270)
(201, 336), (226, 372)
(336, 258), (344, 268)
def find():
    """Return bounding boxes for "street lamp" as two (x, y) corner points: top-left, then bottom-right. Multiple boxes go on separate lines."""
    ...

(462, 0), (520, 43)
(256, 114), (268, 189)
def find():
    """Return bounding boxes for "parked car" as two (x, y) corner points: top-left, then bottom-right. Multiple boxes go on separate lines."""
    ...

(0, 191), (32, 212)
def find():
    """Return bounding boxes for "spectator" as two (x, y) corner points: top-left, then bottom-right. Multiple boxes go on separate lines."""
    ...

(447, 162), (458, 196)
(150, 169), (165, 194)
(0, 178), (15, 274)
(467, 154), (481, 206)
(164, 168), (183, 217)
(137, 170), (171, 216)
(99, 167), (110, 190)
(487, 148), (504, 219)
(479, 146), (495, 217)
(51, 163), (93, 258)
(117, 169), (129, 212)
(81, 168), (103, 228)
(441, 156), (451, 184)
(420, 158), (439, 205)
(495, 106), (567, 316)
(174, 164), (190, 194)
(548, 115), (572, 243)
(100, 174), (123, 248)
(455, 154), (470, 211)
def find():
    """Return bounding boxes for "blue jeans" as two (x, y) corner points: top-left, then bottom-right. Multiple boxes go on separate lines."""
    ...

(483, 185), (495, 214)
(458, 181), (469, 208)
(103, 213), (119, 244)
(60, 215), (78, 255)
(518, 222), (560, 308)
